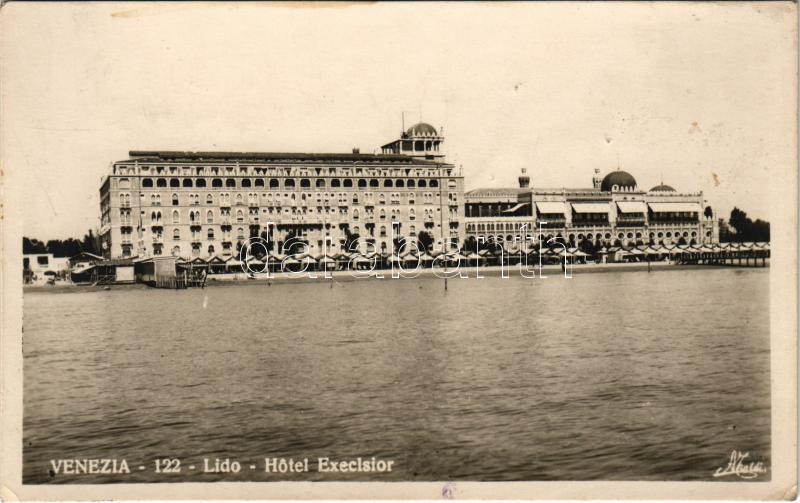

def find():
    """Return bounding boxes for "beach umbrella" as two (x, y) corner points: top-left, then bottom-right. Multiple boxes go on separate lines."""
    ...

(447, 252), (468, 262)
(418, 252), (436, 262)
(225, 256), (243, 267)
(401, 253), (420, 264)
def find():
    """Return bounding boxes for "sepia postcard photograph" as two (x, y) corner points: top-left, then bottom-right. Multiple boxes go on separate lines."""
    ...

(0, 1), (797, 500)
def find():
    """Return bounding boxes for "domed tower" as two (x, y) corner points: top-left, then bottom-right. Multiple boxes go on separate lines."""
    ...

(518, 168), (530, 188)
(650, 183), (676, 192)
(381, 122), (445, 161)
(600, 170), (638, 192)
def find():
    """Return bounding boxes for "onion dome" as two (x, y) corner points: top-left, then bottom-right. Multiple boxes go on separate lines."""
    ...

(650, 184), (676, 192)
(406, 122), (439, 137)
(600, 170), (637, 191)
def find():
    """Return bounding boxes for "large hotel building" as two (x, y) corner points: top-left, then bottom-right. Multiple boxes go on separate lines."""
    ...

(99, 123), (464, 259)
(99, 121), (718, 259)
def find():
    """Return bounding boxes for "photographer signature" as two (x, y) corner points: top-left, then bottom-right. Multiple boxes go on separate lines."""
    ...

(713, 450), (767, 479)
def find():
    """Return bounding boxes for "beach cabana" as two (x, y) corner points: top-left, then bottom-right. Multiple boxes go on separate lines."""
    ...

(225, 256), (244, 271)
(351, 254), (374, 270)
(401, 253), (421, 267)
(207, 255), (227, 274)
(281, 255), (300, 272)
(316, 254), (338, 270)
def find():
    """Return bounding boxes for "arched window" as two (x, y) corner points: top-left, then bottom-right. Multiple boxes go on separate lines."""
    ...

(300, 179), (311, 188)
(237, 210), (244, 223)
(255, 178), (264, 187)
(172, 194), (179, 206)
(236, 193), (243, 204)
(170, 178), (180, 187)
(207, 228), (214, 240)
(172, 245), (181, 256)
(410, 225), (416, 236)
(358, 179), (367, 188)
(379, 209), (386, 220)
(429, 180), (438, 188)
(331, 179), (341, 188)
(384, 179), (393, 187)
(380, 226), (387, 237)
(119, 178), (131, 189)
(183, 178), (192, 187)
(241, 178), (252, 188)
(343, 179), (353, 188)
(396, 179), (405, 188)
(369, 179), (379, 188)
(226, 178), (236, 188)
(353, 209), (359, 219)
(206, 194), (213, 204)
(156, 178), (167, 187)
(285, 179), (296, 188)
(196, 178), (206, 188)
(173, 229), (180, 240)
(172, 210), (180, 224)
(316, 179), (326, 188)
(142, 178), (153, 188)
(207, 245), (215, 256)
(212, 178), (223, 188)
(407, 179), (415, 188)
(269, 179), (279, 189)
(206, 210), (213, 223)
(379, 194), (386, 204)
(409, 209), (415, 220)
(418, 180), (427, 188)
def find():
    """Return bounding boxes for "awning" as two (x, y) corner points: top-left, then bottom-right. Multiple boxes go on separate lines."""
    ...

(616, 201), (647, 213)
(535, 202), (567, 214)
(648, 202), (702, 213)
(502, 203), (530, 213)
(571, 203), (610, 214)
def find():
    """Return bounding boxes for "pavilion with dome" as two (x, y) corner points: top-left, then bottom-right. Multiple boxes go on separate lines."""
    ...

(381, 122), (445, 161)
(465, 166), (719, 248)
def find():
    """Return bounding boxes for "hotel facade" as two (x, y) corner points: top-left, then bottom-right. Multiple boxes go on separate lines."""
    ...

(99, 123), (464, 259)
(99, 122), (718, 260)
(465, 168), (719, 248)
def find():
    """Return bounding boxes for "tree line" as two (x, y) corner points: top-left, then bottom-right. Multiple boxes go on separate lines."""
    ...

(721, 207), (770, 243)
(22, 230), (102, 258)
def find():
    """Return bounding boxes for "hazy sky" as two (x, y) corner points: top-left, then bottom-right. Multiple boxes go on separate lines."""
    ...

(3, 2), (795, 240)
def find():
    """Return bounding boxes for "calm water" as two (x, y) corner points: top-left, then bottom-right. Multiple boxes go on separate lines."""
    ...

(23, 268), (770, 483)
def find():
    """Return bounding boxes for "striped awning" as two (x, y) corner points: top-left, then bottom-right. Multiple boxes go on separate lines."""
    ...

(572, 203), (610, 214)
(648, 202), (702, 213)
(502, 202), (530, 213)
(535, 202), (567, 215)
(616, 201), (647, 213)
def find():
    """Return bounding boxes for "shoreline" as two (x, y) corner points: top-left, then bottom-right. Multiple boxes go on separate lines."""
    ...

(23, 260), (769, 293)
